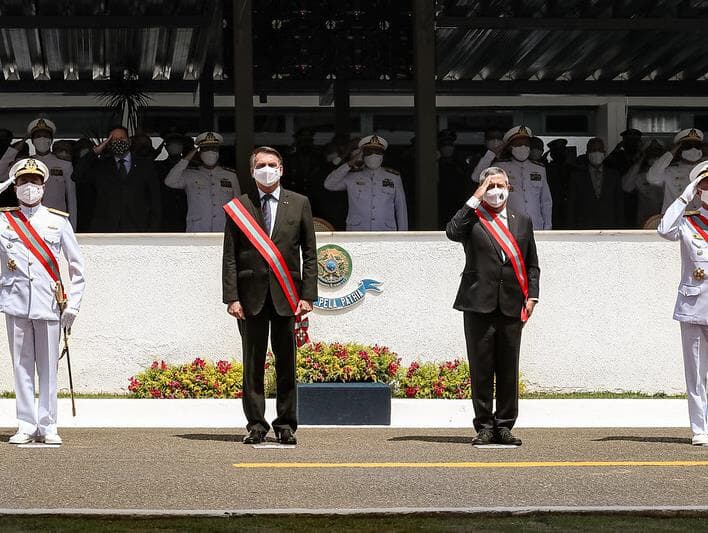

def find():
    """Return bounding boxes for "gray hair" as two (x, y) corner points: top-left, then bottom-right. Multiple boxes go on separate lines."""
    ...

(479, 166), (509, 183)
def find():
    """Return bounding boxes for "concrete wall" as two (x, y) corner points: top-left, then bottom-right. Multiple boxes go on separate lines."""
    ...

(0, 231), (685, 394)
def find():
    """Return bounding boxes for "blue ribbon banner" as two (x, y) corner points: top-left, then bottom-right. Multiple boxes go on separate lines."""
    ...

(314, 279), (383, 311)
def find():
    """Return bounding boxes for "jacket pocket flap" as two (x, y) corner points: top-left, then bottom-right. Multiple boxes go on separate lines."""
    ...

(679, 284), (701, 296)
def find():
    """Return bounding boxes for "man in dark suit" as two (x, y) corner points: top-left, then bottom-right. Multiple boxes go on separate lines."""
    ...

(73, 125), (161, 232)
(568, 137), (624, 229)
(446, 166), (540, 446)
(222, 146), (317, 445)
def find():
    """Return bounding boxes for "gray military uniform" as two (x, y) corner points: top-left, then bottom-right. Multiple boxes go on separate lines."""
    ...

(472, 150), (553, 230)
(324, 163), (408, 231)
(164, 159), (240, 232)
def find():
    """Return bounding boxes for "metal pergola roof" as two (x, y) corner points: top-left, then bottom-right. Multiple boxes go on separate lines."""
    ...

(0, 0), (706, 96)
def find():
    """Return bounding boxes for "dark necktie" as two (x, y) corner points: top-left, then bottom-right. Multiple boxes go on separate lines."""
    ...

(261, 193), (273, 235)
(117, 158), (128, 180)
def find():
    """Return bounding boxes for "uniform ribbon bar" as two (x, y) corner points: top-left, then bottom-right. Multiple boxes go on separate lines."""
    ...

(223, 198), (310, 347)
(475, 204), (530, 323)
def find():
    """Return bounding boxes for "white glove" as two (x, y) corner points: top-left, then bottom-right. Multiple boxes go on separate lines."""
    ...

(61, 308), (78, 331)
(681, 180), (699, 203)
(0, 176), (15, 195)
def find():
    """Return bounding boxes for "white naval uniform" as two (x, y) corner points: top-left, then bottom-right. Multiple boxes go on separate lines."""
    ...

(472, 150), (553, 230)
(324, 163), (408, 231)
(0, 205), (85, 436)
(647, 152), (705, 213)
(658, 198), (708, 436)
(164, 159), (240, 232)
(0, 147), (77, 228)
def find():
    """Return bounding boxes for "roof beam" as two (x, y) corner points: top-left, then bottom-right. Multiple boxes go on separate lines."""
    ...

(0, 16), (211, 29)
(436, 16), (708, 32)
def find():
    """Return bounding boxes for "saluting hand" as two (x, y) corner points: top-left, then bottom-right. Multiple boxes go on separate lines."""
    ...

(184, 148), (198, 161)
(473, 175), (492, 201)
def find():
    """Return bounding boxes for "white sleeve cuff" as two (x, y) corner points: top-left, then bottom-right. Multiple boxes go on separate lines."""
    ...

(466, 196), (481, 209)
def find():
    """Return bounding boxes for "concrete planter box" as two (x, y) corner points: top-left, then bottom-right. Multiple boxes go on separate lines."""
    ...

(297, 382), (392, 425)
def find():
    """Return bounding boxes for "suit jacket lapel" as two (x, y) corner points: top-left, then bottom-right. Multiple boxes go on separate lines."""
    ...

(508, 210), (521, 245)
(248, 190), (267, 232)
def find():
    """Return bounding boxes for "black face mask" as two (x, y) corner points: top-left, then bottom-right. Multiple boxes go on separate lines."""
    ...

(109, 139), (130, 156)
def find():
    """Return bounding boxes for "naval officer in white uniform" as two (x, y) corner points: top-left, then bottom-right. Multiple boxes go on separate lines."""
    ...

(648, 128), (706, 214)
(0, 119), (77, 228)
(164, 131), (240, 232)
(471, 125), (553, 230)
(658, 160), (708, 445)
(324, 134), (408, 231)
(0, 158), (85, 445)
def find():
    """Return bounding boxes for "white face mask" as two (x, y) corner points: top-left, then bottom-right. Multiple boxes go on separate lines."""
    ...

(682, 148), (703, 163)
(364, 154), (383, 169)
(166, 143), (183, 157)
(253, 165), (281, 187)
(530, 148), (543, 161)
(486, 139), (503, 151)
(511, 145), (530, 161)
(16, 183), (44, 205)
(588, 151), (605, 167)
(483, 187), (508, 208)
(200, 151), (219, 167)
(32, 137), (52, 154)
(326, 153), (342, 165)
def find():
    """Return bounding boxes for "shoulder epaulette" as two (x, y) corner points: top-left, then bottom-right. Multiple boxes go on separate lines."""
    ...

(47, 208), (69, 217)
(685, 210), (700, 217)
(530, 160), (546, 167)
(0, 207), (19, 212)
(222, 166), (237, 173)
(383, 167), (400, 175)
(496, 157), (512, 162)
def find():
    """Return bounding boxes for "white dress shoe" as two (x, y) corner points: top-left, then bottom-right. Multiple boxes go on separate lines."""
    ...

(41, 434), (62, 445)
(8, 432), (34, 444)
(692, 434), (708, 446)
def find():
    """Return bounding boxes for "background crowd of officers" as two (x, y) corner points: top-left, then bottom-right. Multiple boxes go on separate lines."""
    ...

(0, 117), (706, 233)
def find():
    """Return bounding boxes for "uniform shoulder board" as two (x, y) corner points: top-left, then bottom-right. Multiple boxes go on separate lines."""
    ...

(496, 157), (512, 162)
(47, 208), (70, 217)
(530, 160), (546, 167)
(222, 166), (237, 173)
(684, 210), (700, 217)
(383, 167), (400, 175)
(0, 207), (19, 212)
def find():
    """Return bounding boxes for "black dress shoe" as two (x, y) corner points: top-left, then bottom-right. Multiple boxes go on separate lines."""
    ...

(276, 429), (297, 445)
(497, 428), (522, 446)
(472, 429), (495, 445)
(242, 430), (267, 444)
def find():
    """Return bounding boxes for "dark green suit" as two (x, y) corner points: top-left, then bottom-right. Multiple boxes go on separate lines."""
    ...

(222, 188), (317, 433)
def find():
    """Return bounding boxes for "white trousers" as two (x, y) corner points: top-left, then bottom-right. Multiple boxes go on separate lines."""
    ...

(680, 322), (708, 435)
(6, 315), (60, 436)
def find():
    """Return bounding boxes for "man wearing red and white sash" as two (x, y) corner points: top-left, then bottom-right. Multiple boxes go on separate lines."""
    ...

(222, 147), (317, 445)
(447, 166), (540, 446)
(658, 161), (708, 446)
(0, 158), (85, 445)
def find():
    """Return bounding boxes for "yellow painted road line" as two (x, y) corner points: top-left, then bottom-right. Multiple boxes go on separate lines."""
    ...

(233, 461), (708, 469)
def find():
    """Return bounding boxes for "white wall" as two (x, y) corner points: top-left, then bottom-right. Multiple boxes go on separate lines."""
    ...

(0, 231), (685, 394)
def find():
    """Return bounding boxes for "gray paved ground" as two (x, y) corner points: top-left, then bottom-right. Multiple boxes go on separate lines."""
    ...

(0, 428), (707, 512)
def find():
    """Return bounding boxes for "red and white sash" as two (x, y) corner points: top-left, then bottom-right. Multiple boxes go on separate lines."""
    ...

(687, 212), (708, 241)
(475, 204), (530, 322)
(4, 210), (66, 305)
(223, 198), (310, 346)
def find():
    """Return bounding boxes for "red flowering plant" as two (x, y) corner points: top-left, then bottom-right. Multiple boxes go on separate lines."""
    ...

(296, 342), (401, 384)
(128, 358), (246, 399)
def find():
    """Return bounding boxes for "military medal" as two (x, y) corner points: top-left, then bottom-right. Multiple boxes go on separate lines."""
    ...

(7, 259), (16, 271)
(694, 268), (705, 280)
